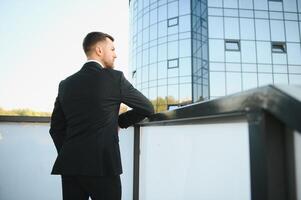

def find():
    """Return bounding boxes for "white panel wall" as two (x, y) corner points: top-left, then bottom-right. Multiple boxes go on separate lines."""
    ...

(139, 121), (251, 200)
(295, 130), (301, 200)
(0, 123), (134, 200)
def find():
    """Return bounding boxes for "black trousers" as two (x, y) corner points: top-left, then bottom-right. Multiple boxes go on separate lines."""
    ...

(61, 175), (121, 200)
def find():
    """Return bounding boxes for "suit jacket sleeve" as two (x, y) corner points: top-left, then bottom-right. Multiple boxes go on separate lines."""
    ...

(118, 72), (154, 128)
(49, 83), (67, 152)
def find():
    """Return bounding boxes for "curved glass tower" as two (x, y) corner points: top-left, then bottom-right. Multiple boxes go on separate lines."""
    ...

(129, 0), (301, 112)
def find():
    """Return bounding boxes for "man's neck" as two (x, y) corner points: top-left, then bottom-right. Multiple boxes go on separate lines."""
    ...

(86, 58), (105, 68)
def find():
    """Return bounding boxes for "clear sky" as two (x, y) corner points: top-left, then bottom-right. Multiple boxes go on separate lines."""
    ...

(0, 0), (129, 112)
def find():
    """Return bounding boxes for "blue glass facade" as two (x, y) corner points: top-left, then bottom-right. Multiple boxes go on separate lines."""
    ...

(129, 0), (301, 112)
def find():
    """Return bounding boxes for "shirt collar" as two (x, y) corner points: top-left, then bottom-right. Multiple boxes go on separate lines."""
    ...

(85, 60), (104, 68)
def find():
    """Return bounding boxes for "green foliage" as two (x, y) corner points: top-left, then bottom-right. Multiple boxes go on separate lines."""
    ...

(0, 107), (51, 116)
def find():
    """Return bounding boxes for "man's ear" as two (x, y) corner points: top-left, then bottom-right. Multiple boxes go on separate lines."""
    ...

(95, 45), (102, 57)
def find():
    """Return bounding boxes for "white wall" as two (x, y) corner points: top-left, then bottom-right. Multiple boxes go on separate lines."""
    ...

(0, 123), (134, 200)
(139, 121), (251, 200)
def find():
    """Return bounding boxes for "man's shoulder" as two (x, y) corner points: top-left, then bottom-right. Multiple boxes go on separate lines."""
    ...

(103, 68), (124, 79)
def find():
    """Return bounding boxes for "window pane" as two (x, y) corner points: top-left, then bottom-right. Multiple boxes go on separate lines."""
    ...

(273, 65), (288, 73)
(285, 21), (300, 42)
(179, 84), (192, 103)
(209, 39), (225, 62)
(208, 0), (223, 7)
(143, 13), (149, 29)
(271, 42), (286, 53)
(209, 17), (224, 38)
(242, 64), (257, 72)
(149, 63), (157, 80)
(168, 67), (178, 77)
(270, 20), (285, 41)
(210, 72), (226, 96)
(150, 24), (157, 41)
(150, 9), (157, 25)
(226, 63), (241, 72)
(287, 43), (301, 65)
(239, 0), (253, 9)
(158, 61), (167, 79)
(179, 0), (190, 15)
(168, 1), (178, 18)
(158, 5), (167, 21)
(150, 46), (157, 63)
(240, 18), (255, 40)
(242, 73), (258, 90)
(224, 0), (238, 8)
(254, 0), (268, 10)
(269, 1), (283, 11)
(226, 51), (241, 62)
(158, 43), (167, 61)
(158, 21), (167, 37)
(289, 74), (301, 84)
(179, 39), (191, 57)
(255, 19), (270, 41)
(142, 66), (149, 83)
(168, 58), (179, 68)
(179, 15), (191, 33)
(179, 58), (191, 76)
(226, 72), (242, 94)
(258, 73), (273, 86)
(167, 84), (179, 104)
(274, 74), (289, 84)
(168, 17), (178, 27)
(168, 41), (178, 59)
(225, 17), (239, 39)
(258, 64), (272, 73)
(257, 42), (272, 64)
(225, 40), (240, 51)
(272, 53), (287, 64)
(241, 41), (256, 63)
(211, 62), (225, 71)
(142, 50), (149, 66)
(143, 28), (149, 43)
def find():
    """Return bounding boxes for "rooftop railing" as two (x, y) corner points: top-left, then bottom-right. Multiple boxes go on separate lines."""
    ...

(0, 85), (300, 200)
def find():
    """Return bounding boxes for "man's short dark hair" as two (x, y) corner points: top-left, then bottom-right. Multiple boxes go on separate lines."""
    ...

(83, 32), (114, 55)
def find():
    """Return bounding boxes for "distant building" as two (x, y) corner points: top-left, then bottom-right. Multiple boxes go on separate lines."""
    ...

(129, 0), (301, 112)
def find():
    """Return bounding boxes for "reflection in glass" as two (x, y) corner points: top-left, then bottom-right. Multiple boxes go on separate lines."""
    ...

(241, 41), (256, 63)
(168, 1), (178, 18)
(255, 19), (270, 41)
(224, 17), (239, 39)
(226, 51), (241, 63)
(226, 72), (242, 94)
(210, 71), (226, 96)
(242, 73), (258, 90)
(239, 0), (253, 9)
(179, 0), (190, 15)
(158, 5), (167, 21)
(258, 64), (272, 73)
(209, 17), (224, 38)
(285, 21), (300, 42)
(274, 74), (289, 84)
(209, 39), (224, 62)
(224, 0), (238, 8)
(208, 0), (223, 7)
(256, 42), (272, 64)
(270, 20), (285, 41)
(258, 73), (273, 86)
(179, 15), (191, 33)
(287, 43), (301, 65)
(240, 18), (255, 40)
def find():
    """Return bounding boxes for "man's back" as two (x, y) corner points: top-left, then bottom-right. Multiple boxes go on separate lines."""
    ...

(50, 62), (154, 176)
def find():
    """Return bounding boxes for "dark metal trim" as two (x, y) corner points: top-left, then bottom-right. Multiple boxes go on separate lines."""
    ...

(0, 115), (50, 123)
(133, 125), (140, 200)
(247, 110), (294, 200)
(143, 85), (301, 133)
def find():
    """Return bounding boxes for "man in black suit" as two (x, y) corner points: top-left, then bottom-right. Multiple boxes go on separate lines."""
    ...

(49, 32), (154, 200)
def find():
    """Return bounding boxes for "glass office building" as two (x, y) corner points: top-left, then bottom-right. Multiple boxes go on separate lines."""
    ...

(129, 0), (301, 112)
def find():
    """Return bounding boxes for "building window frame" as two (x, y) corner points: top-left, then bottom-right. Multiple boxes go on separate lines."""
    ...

(168, 58), (179, 69)
(225, 39), (241, 51)
(168, 17), (179, 27)
(271, 42), (286, 53)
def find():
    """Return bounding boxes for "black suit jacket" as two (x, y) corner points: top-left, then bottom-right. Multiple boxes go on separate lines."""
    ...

(49, 62), (154, 176)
